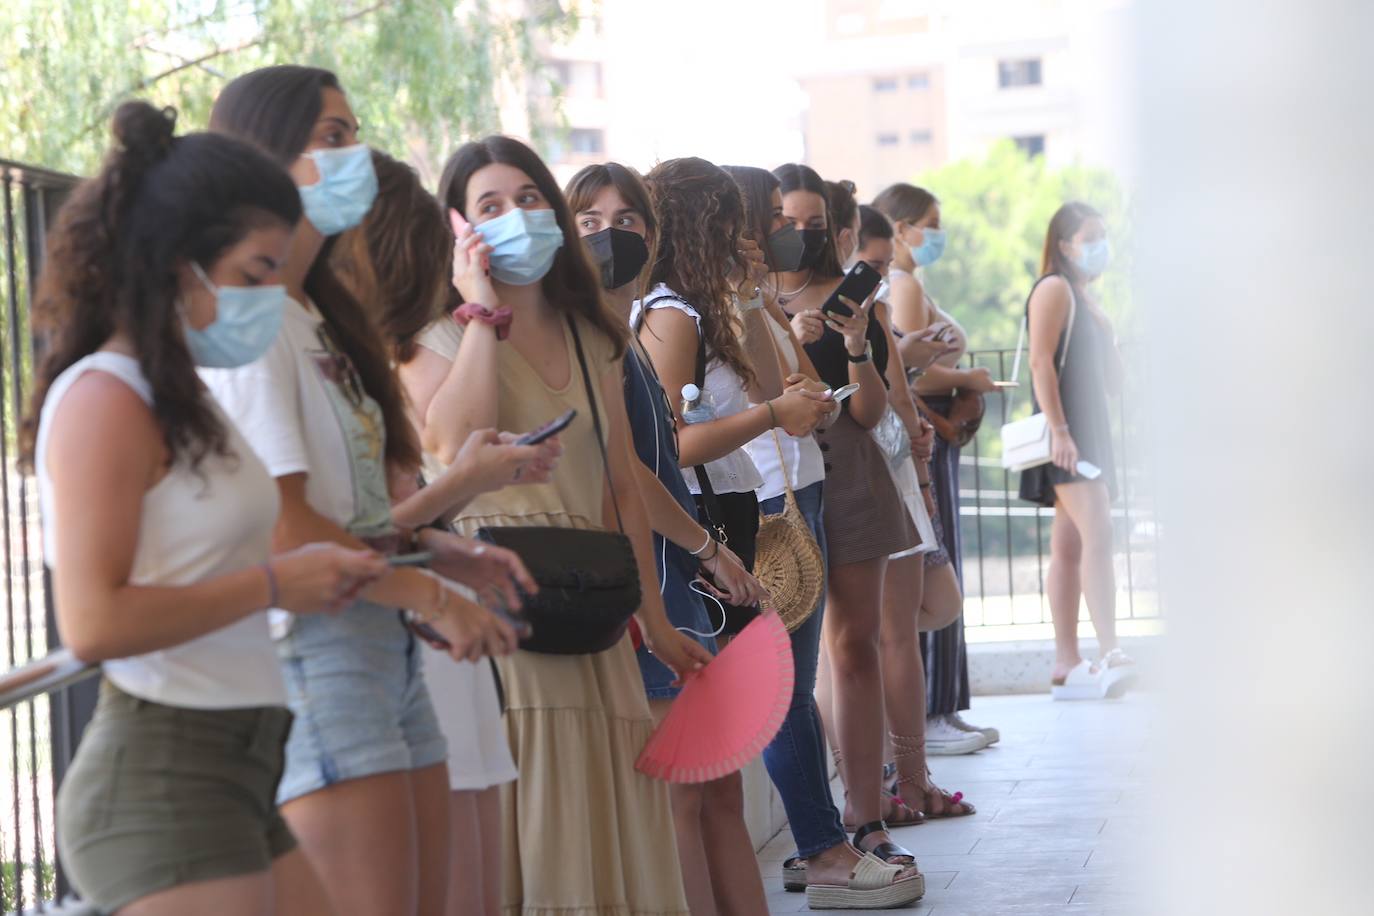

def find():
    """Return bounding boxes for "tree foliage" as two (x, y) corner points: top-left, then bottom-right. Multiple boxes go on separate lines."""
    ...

(0, 0), (580, 179)
(915, 141), (1133, 353)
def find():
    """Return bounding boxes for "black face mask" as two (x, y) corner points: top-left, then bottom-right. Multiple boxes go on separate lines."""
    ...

(767, 224), (806, 272)
(582, 227), (650, 290)
(797, 228), (830, 270)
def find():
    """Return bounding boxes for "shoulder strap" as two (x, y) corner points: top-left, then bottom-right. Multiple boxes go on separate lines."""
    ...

(1005, 275), (1076, 418)
(566, 316), (625, 533)
(688, 321), (726, 539)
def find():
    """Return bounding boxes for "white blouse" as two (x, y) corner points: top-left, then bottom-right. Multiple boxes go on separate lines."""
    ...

(632, 284), (764, 496)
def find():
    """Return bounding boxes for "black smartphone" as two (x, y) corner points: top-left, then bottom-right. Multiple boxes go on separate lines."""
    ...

(388, 551), (433, 567)
(515, 408), (576, 446)
(821, 261), (883, 318)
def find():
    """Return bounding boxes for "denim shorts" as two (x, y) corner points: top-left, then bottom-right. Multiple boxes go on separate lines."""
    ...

(275, 601), (448, 804)
(57, 680), (295, 913)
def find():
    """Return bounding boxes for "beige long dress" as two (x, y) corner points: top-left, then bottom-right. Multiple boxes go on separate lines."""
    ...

(417, 315), (689, 916)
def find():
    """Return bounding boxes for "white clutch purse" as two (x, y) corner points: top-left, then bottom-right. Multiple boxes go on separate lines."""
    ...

(1000, 281), (1076, 471)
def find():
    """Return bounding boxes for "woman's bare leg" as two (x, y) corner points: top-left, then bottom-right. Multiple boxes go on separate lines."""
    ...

(650, 698), (717, 916)
(411, 764), (451, 916)
(1053, 481), (1118, 658)
(116, 871), (271, 916)
(700, 771), (769, 915)
(1047, 496), (1086, 679)
(917, 561), (963, 634)
(281, 771), (421, 916)
(272, 847), (337, 916)
(446, 787), (501, 916)
(825, 557), (906, 856)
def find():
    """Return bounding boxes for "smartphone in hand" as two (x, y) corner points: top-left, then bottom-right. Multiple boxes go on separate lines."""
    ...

(828, 382), (861, 403)
(821, 262), (883, 318)
(515, 409), (576, 446)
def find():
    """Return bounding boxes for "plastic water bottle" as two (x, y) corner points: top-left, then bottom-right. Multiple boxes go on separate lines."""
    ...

(681, 383), (716, 424)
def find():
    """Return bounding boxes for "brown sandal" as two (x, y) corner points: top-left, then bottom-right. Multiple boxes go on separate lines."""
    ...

(889, 733), (976, 819)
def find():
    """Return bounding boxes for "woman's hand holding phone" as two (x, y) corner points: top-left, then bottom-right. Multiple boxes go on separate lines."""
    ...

(451, 427), (561, 497)
(271, 543), (389, 615)
(825, 296), (873, 357)
(449, 209), (498, 307)
(421, 530), (536, 612)
(790, 309), (826, 345)
(423, 574), (521, 662)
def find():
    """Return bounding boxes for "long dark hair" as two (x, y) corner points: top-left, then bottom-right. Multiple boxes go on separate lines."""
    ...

(437, 136), (627, 356)
(331, 150), (450, 364)
(21, 101), (301, 470)
(564, 161), (659, 302)
(210, 64), (419, 470)
(1041, 201), (1102, 282)
(644, 157), (755, 388)
(773, 162), (844, 279)
(720, 165), (781, 269)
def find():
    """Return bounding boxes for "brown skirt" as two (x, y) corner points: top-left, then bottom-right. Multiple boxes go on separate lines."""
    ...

(815, 410), (919, 567)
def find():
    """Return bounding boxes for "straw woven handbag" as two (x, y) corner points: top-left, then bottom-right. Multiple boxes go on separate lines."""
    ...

(753, 429), (825, 633)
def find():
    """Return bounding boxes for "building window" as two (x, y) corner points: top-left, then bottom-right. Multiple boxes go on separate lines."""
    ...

(873, 77), (899, 93)
(998, 58), (1043, 88)
(877, 133), (900, 147)
(910, 129), (933, 144)
(907, 73), (930, 90)
(1013, 134), (1045, 157)
(570, 128), (605, 155)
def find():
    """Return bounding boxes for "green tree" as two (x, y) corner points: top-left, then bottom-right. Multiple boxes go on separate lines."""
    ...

(916, 140), (1133, 354)
(0, 0), (581, 177)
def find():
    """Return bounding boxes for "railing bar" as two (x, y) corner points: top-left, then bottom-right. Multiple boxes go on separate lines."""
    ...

(998, 350), (1014, 627)
(1035, 506), (1047, 624)
(968, 351), (987, 618)
(1117, 368), (1136, 620)
(3, 171), (30, 912)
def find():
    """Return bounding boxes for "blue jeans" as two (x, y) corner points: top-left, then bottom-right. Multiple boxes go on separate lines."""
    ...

(758, 481), (846, 857)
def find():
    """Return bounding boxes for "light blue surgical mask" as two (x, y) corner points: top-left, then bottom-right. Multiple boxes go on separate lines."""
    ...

(1073, 238), (1111, 277)
(910, 227), (947, 267)
(477, 207), (564, 286)
(298, 144), (377, 236)
(183, 263), (287, 368)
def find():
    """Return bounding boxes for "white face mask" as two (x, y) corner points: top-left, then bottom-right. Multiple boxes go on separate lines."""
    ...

(182, 263), (287, 368)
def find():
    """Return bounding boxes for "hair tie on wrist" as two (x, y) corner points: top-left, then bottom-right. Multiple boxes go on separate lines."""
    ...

(259, 562), (279, 610)
(452, 303), (514, 340)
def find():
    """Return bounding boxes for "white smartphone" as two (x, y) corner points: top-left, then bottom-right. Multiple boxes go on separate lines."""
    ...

(1076, 460), (1103, 480)
(829, 382), (861, 403)
(993, 380), (1019, 389)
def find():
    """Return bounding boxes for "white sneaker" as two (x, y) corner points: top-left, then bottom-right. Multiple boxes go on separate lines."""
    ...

(947, 712), (1000, 745)
(924, 715), (990, 755)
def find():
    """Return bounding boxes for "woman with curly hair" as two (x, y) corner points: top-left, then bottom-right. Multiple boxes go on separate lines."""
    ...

(635, 157), (836, 911)
(26, 100), (386, 915)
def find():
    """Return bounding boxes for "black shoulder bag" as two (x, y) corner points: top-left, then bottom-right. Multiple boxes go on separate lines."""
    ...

(474, 317), (642, 654)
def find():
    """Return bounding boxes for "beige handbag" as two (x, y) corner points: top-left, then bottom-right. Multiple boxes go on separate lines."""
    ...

(753, 429), (826, 633)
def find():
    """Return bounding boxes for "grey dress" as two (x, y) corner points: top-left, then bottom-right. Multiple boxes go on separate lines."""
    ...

(1018, 274), (1119, 507)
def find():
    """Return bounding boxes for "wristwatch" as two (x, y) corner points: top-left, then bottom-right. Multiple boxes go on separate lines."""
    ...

(846, 341), (873, 364)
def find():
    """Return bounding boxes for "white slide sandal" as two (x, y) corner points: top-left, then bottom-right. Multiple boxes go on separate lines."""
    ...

(1051, 659), (1106, 700)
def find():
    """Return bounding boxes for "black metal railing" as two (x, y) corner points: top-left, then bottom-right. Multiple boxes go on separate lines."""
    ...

(952, 344), (1160, 632)
(1, 158), (84, 915)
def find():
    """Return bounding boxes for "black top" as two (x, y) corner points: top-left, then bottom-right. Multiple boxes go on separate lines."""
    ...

(802, 304), (891, 395)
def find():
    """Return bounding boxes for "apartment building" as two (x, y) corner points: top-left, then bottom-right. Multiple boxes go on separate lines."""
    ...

(800, 0), (1132, 195)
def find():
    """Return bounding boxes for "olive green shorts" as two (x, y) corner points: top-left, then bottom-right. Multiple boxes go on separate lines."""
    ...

(57, 679), (296, 912)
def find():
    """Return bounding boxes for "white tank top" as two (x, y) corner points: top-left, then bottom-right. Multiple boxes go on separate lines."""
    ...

(36, 352), (286, 709)
(632, 285), (764, 495)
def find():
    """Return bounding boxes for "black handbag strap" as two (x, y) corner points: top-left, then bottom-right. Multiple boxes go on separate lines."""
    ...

(566, 316), (626, 533)
(688, 322), (727, 540)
